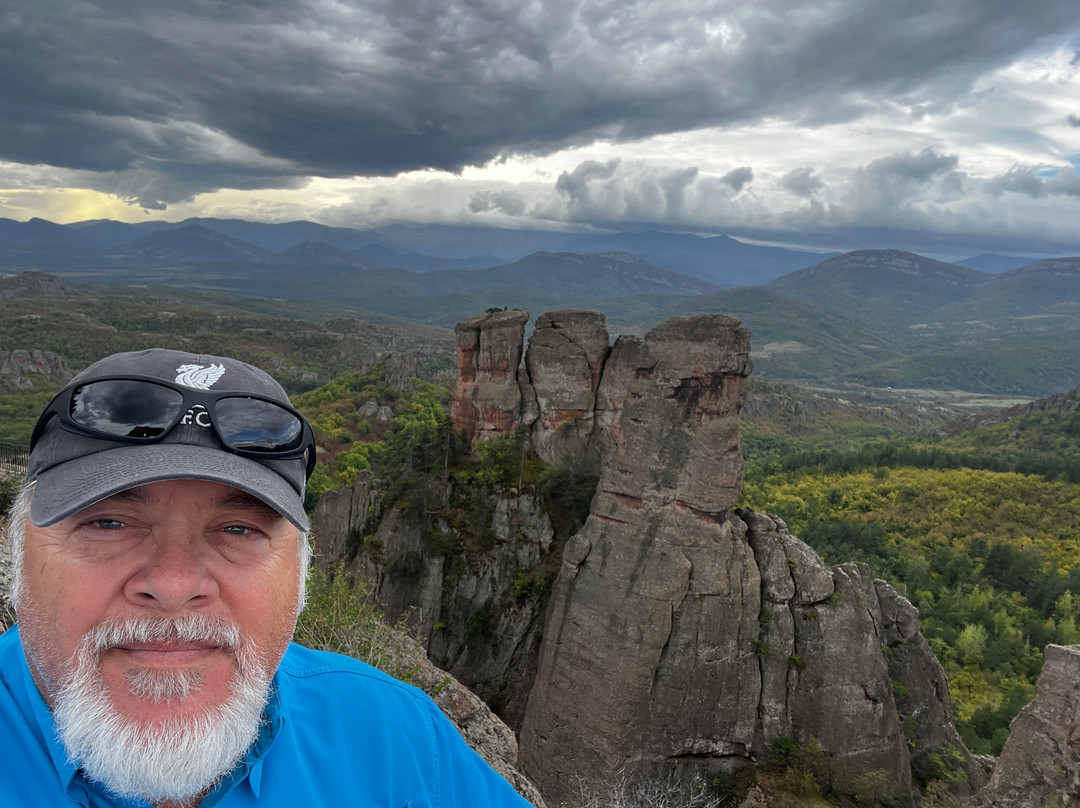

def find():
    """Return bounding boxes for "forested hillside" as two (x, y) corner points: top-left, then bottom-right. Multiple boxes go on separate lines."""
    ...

(742, 384), (1080, 755)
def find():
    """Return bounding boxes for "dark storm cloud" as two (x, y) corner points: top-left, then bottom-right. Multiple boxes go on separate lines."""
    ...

(720, 167), (754, 193)
(2, 0), (1077, 205)
(780, 167), (823, 198)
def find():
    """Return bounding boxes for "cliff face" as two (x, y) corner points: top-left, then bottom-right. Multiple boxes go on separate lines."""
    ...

(311, 472), (557, 731)
(450, 310), (530, 442)
(975, 644), (1080, 808)
(315, 307), (1043, 806)
(519, 315), (756, 795)
(516, 315), (985, 801)
(524, 310), (609, 468)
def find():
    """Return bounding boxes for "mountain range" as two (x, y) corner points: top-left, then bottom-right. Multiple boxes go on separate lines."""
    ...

(1, 217), (1078, 397)
(0, 216), (834, 285)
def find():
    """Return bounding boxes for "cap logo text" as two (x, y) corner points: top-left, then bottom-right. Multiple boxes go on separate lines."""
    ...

(175, 363), (226, 390)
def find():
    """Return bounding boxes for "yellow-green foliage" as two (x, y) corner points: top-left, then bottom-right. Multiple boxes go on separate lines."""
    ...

(744, 465), (1080, 755)
(743, 466), (1080, 557)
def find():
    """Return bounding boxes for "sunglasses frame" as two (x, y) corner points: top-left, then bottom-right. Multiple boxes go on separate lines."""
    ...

(31, 374), (317, 478)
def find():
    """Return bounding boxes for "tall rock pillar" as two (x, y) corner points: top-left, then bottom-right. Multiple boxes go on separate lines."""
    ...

(450, 310), (530, 442)
(519, 314), (754, 800)
(524, 309), (610, 467)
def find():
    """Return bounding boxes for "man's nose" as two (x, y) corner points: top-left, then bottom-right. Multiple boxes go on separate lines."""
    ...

(123, 530), (220, 611)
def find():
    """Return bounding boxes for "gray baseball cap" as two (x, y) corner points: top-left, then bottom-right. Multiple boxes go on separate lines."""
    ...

(26, 349), (313, 531)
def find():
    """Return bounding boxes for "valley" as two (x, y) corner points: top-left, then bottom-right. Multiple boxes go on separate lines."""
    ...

(2, 218), (1079, 806)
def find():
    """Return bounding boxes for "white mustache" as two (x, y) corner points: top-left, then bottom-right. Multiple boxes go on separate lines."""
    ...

(81, 614), (243, 657)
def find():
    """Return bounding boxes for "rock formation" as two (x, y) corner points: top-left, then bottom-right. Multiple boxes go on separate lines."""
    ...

(450, 308), (612, 468)
(311, 470), (381, 567)
(524, 309), (609, 467)
(318, 307), (1080, 806)
(744, 510), (986, 798)
(519, 315), (756, 799)
(511, 312), (984, 802)
(0, 271), (70, 299)
(974, 644), (1080, 808)
(310, 473), (557, 731)
(0, 349), (72, 392)
(450, 310), (530, 442)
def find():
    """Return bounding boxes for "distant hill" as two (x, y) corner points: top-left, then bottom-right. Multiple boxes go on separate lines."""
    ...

(351, 242), (505, 272)
(766, 249), (989, 330)
(0, 217), (841, 285)
(956, 253), (1043, 273)
(273, 241), (389, 269)
(0, 217), (100, 249)
(122, 225), (278, 264)
(662, 287), (898, 381)
(52, 251), (716, 327)
(563, 230), (835, 286)
(70, 217), (389, 252)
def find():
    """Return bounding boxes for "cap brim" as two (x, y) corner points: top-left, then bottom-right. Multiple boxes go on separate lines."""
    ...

(29, 443), (309, 531)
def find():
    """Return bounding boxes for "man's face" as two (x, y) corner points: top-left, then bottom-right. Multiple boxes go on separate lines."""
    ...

(17, 478), (302, 723)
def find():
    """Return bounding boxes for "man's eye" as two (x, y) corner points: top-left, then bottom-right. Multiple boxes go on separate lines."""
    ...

(92, 519), (125, 530)
(223, 525), (253, 536)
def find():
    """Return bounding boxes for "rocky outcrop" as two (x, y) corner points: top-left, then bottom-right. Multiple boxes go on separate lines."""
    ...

(450, 308), (614, 466)
(942, 384), (1080, 434)
(746, 511), (908, 784)
(0, 271), (70, 299)
(451, 310), (530, 442)
(516, 313), (984, 804)
(524, 310), (609, 467)
(320, 308), (996, 806)
(520, 315), (760, 799)
(310, 471), (380, 567)
(745, 510), (986, 797)
(974, 644), (1080, 808)
(378, 626), (547, 807)
(312, 474), (558, 731)
(0, 349), (72, 391)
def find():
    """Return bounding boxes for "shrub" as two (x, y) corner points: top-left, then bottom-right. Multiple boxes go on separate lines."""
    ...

(565, 769), (727, 808)
(293, 566), (414, 682)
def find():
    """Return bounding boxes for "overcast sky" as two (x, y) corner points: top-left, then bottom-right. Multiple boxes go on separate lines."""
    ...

(1, 0), (1079, 257)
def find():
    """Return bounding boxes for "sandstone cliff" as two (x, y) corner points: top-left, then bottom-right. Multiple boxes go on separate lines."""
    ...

(451, 310), (530, 442)
(515, 315), (985, 803)
(312, 472), (557, 730)
(313, 307), (1080, 807)
(974, 644), (1080, 808)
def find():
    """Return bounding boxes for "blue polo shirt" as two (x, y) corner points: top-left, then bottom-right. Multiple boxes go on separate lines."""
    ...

(0, 626), (534, 807)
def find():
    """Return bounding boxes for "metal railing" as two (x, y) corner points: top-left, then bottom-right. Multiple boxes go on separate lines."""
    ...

(0, 443), (28, 475)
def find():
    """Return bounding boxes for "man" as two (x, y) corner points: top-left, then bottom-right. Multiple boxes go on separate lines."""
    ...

(0, 348), (534, 807)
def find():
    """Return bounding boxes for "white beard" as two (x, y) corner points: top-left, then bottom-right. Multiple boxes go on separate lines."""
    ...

(52, 615), (272, 803)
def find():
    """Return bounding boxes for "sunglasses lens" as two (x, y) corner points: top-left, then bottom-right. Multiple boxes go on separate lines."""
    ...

(215, 397), (304, 453)
(71, 380), (185, 438)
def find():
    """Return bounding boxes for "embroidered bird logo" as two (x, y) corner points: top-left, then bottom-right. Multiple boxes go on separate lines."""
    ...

(175, 363), (227, 390)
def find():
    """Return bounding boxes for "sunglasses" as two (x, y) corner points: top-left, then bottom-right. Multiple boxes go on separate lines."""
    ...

(31, 375), (317, 478)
